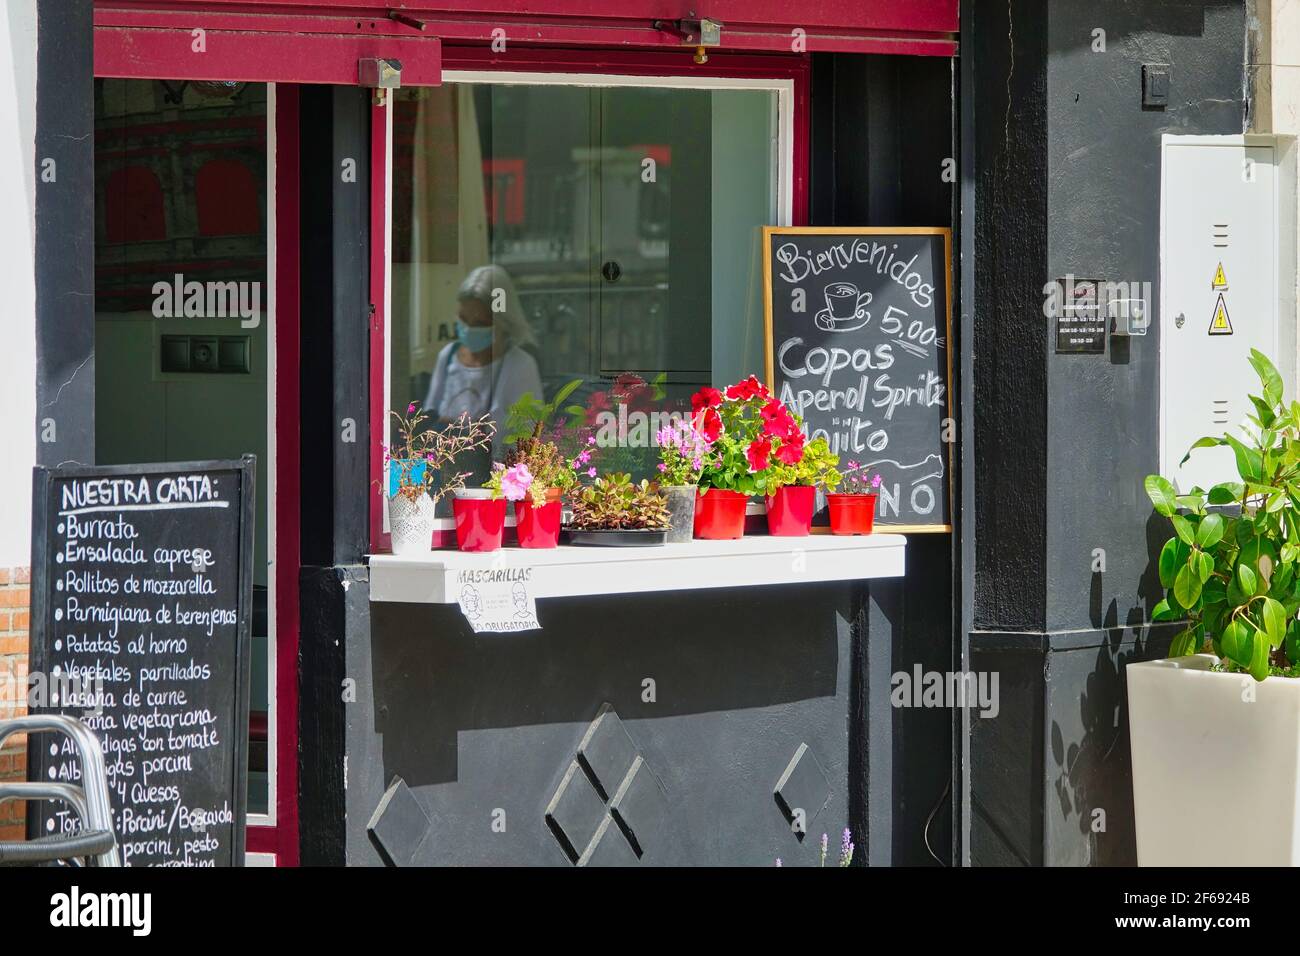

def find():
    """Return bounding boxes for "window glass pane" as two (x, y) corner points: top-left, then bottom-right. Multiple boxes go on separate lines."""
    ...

(390, 81), (777, 506)
(93, 78), (271, 816)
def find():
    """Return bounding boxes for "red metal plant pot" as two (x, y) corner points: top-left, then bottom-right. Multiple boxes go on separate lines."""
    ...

(453, 495), (507, 552)
(765, 485), (816, 537)
(693, 488), (749, 540)
(514, 498), (562, 549)
(827, 494), (877, 535)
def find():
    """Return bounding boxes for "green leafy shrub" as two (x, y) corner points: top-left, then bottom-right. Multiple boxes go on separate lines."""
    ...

(766, 436), (842, 493)
(1144, 349), (1300, 680)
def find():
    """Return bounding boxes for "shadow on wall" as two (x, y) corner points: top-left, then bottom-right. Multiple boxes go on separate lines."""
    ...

(1047, 629), (1153, 867)
(1052, 512), (1177, 865)
(368, 584), (851, 789)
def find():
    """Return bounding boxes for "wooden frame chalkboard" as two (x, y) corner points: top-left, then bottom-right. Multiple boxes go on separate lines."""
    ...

(28, 456), (256, 866)
(763, 226), (953, 533)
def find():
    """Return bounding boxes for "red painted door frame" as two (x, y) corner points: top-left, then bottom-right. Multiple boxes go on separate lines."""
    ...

(251, 83), (301, 865)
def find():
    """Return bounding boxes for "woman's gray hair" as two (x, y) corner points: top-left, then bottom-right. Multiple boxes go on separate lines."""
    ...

(457, 264), (536, 350)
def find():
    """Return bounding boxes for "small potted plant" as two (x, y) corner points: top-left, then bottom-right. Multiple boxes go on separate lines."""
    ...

(692, 375), (802, 540)
(1131, 349), (1300, 865)
(382, 403), (494, 554)
(764, 425), (840, 537)
(568, 472), (671, 547)
(826, 460), (881, 535)
(655, 415), (712, 544)
(488, 423), (593, 549)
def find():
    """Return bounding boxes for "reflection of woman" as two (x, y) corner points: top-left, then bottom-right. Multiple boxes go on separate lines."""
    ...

(424, 265), (543, 458)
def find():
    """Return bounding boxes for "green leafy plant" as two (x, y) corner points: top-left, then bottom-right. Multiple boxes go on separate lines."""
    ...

(503, 378), (584, 443)
(1144, 349), (1300, 681)
(569, 473), (670, 531)
(767, 436), (842, 493)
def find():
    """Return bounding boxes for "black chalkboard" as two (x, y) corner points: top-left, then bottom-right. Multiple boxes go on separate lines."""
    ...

(28, 457), (255, 867)
(764, 227), (952, 531)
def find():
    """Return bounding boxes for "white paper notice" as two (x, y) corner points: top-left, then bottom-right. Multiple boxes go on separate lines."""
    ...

(455, 568), (542, 633)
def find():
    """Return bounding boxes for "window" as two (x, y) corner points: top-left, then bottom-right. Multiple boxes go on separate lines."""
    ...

(94, 78), (275, 823)
(386, 72), (790, 510)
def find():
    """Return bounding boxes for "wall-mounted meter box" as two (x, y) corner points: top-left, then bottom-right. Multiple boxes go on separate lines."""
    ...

(1160, 134), (1298, 492)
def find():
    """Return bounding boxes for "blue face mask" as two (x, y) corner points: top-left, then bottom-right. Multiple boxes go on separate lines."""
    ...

(456, 320), (494, 353)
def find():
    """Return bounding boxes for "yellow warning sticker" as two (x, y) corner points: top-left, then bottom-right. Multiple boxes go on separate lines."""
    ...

(1209, 293), (1232, 335)
(1212, 262), (1229, 290)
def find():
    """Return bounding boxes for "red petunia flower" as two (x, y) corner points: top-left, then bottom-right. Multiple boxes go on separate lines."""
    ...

(747, 437), (772, 472)
(692, 387), (724, 413)
(614, 372), (647, 394)
(700, 407), (723, 443)
(585, 390), (612, 425)
(760, 399), (797, 439)
(725, 375), (771, 402)
(774, 434), (804, 465)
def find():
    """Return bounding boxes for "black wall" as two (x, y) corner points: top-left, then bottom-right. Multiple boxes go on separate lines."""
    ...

(964, 0), (1248, 865)
(811, 52), (957, 864)
(297, 85), (373, 865)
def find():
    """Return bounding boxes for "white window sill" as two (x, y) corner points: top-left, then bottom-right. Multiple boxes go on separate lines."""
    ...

(368, 534), (907, 604)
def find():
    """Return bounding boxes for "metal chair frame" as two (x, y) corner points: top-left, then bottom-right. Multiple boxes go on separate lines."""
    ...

(0, 715), (120, 867)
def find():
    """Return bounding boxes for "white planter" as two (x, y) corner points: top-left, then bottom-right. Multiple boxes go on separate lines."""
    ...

(388, 490), (437, 555)
(1127, 653), (1300, 865)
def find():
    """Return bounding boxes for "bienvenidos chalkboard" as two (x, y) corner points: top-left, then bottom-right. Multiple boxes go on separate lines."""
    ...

(27, 457), (255, 866)
(764, 227), (952, 531)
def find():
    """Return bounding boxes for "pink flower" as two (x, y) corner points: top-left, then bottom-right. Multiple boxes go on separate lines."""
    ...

(407, 402), (417, 414)
(871, 474), (883, 488)
(657, 462), (668, 472)
(500, 463), (533, 502)
(587, 467), (598, 478)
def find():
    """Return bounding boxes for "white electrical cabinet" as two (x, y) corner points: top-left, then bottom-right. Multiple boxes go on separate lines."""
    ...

(1160, 135), (1297, 492)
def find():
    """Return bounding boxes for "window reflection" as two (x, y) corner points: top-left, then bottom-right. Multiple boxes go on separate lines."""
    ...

(390, 81), (777, 503)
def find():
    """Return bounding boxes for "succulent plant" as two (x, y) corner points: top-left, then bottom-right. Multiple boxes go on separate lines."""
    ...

(569, 473), (671, 531)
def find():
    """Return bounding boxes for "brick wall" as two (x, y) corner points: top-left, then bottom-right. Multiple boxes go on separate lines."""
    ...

(0, 567), (30, 841)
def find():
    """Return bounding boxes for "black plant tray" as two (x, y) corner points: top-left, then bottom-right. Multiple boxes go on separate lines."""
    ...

(564, 528), (669, 547)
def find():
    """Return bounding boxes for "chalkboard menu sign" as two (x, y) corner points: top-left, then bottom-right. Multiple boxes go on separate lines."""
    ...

(764, 227), (952, 531)
(28, 458), (255, 867)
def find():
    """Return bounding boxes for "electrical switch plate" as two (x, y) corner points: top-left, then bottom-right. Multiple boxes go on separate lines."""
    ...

(218, 336), (250, 373)
(1143, 64), (1170, 108)
(160, 335), (190, 373)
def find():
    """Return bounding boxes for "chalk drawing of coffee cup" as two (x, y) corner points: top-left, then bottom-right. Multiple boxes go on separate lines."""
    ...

(815, 281), (872, 332)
